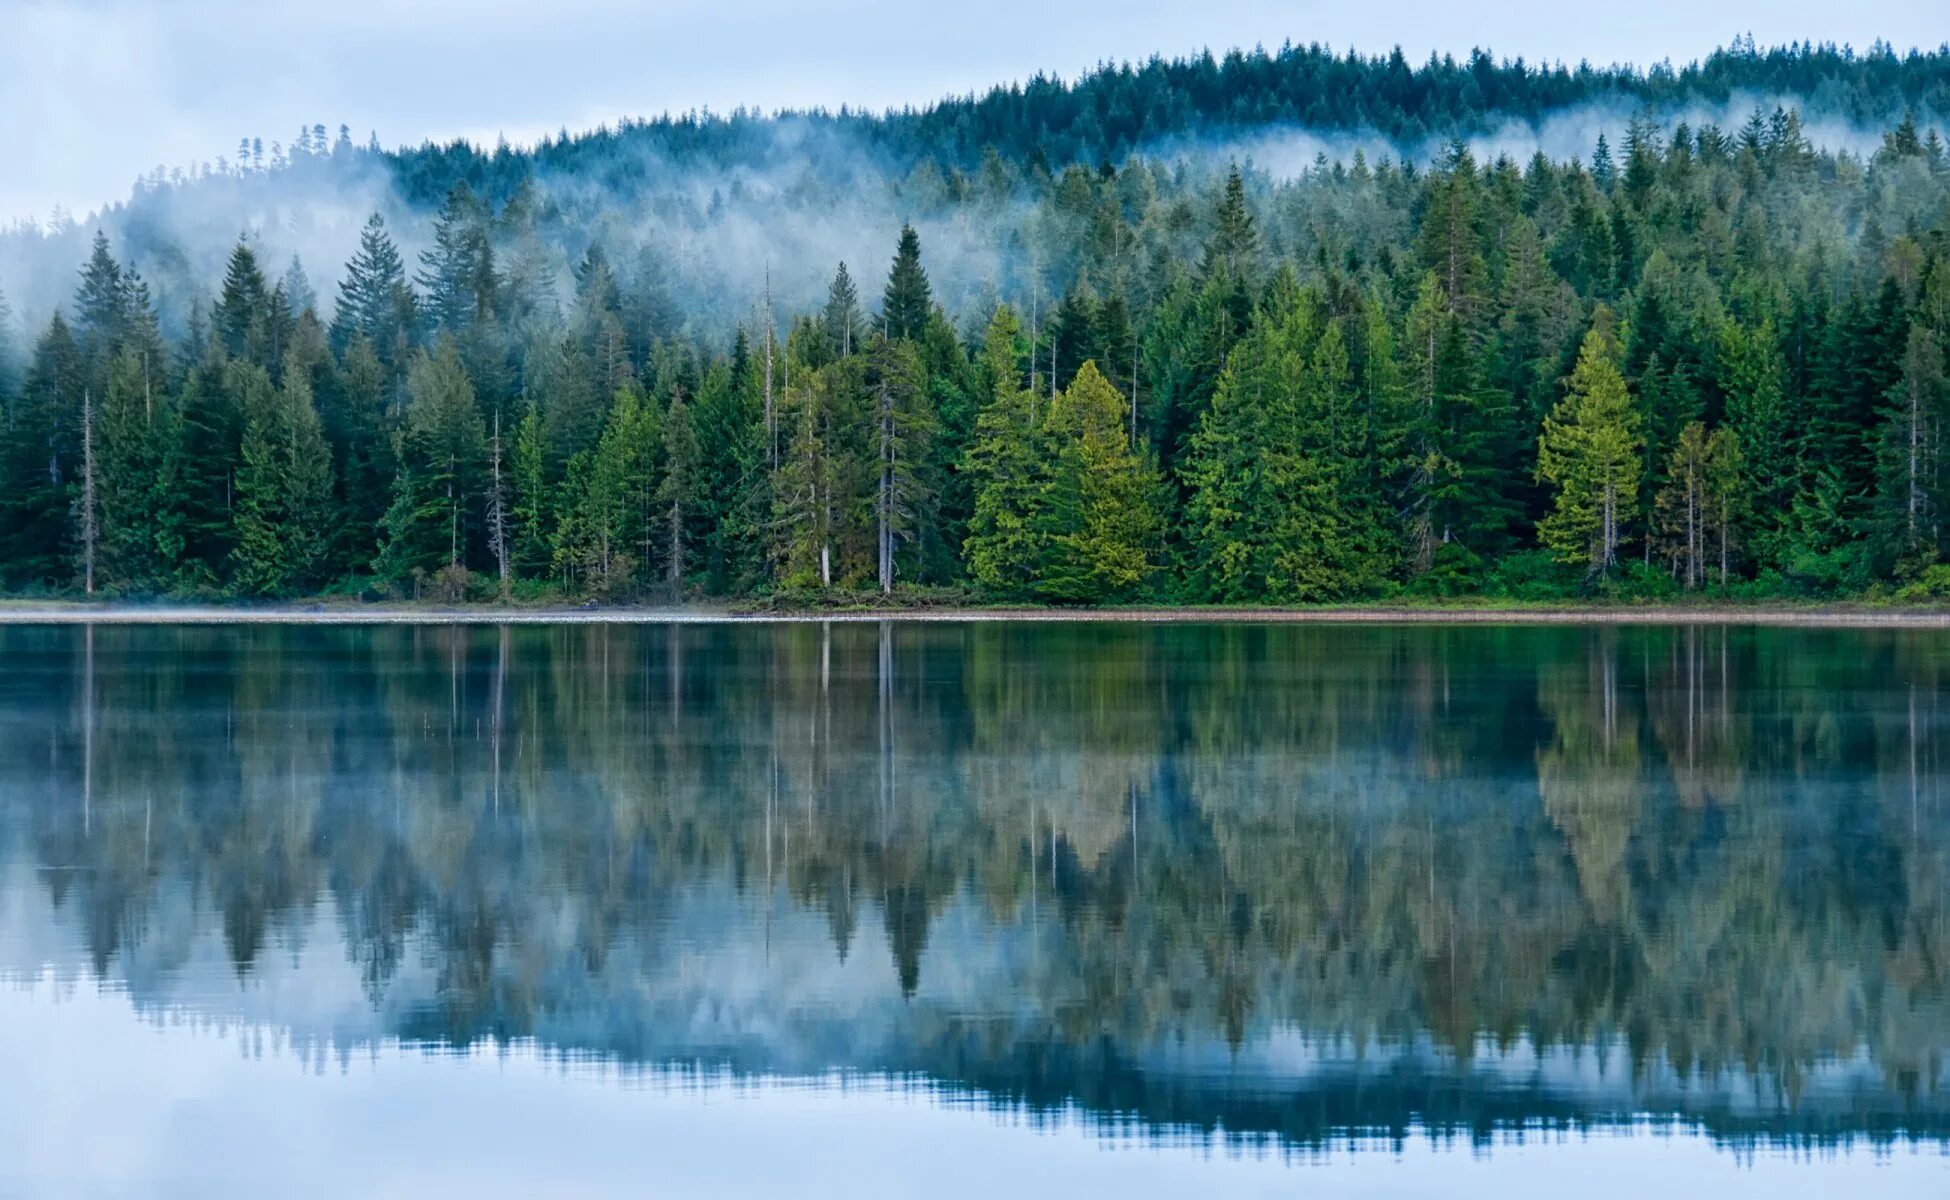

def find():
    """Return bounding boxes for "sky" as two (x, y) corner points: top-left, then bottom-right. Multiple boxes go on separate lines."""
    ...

(0, 0), (1945, 223)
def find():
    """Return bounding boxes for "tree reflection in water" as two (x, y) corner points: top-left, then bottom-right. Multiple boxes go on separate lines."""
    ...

(0, 621), (1945, 1152)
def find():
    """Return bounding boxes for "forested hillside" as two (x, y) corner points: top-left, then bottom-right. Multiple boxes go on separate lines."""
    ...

(2, 42), (1949, 603)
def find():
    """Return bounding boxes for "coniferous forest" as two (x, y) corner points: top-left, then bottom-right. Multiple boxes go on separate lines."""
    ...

(3, 42), (1950, 604)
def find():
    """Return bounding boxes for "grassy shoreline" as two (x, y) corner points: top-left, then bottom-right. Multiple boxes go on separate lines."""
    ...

(4, 599), (1950, 627)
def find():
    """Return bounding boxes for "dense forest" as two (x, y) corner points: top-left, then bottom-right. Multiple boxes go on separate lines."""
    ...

(2, 42), (1950, 603)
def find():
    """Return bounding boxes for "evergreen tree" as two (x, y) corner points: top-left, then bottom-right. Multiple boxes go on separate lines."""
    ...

(376, 340), (486, 586)
(227, 359), (333, 594)
(1537, 318), (1642, 576)
(215, 240), (276, 367)
(880, 225), (932, 342)
(0, 314), (81, 586)
(96, 350), (172, 590)
(1202, 167), (1257, 283)
(1183, 294), (1391, 601)
(1655, 421), (1741, 589)
(1719, 317), (1793, 568)
(556, 385), (655, 595)
(1036, 362), (1164, 602)
(963, 306), (1046, 596)
(74, 231), (128, 358)
(510, 397), (550, 577)
(656, 383), (700, 592)
(332, 213), (418, 371)
(1876, 324), (1948, 568)
(417, 182), (499, 333)
(824, 262), (866, 358)
(868, 335), (935, 593)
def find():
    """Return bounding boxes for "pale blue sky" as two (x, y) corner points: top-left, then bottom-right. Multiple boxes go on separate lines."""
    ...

(1, 0), (1944, 221)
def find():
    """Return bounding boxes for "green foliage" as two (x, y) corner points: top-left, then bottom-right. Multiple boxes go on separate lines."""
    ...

(1537, 316), (1642, 576)
(11, 91), (1950, 604)
(1183, 288), (1391, 601)
(962, 307), (1048, 597)
(1035, 362), (1166, 603)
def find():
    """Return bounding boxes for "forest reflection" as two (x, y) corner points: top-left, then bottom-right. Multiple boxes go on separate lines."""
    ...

(1, 621), (1946, 1152)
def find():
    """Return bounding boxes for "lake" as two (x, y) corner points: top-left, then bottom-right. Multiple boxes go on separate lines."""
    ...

(0, 620), (1945, 1197)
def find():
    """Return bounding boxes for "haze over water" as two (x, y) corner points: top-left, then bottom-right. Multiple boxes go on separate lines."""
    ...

(0, 621), (1945, 1195)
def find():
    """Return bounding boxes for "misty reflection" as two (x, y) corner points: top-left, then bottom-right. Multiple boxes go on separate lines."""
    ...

(1, 620), (1946, 1152)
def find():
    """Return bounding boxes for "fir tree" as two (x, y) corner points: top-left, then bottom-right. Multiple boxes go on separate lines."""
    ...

(1537, 318), (1642, 576)
(880, 225), (932, 342)
(376, 340), (485, 584)
(824, 262), (865, 358)
(332, 213), (417, 370)
(1036, 361), (1164, 602)
(963, 306), (1046, 596)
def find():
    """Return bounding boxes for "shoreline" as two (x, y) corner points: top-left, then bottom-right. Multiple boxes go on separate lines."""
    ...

(4, 602), (1950, 628)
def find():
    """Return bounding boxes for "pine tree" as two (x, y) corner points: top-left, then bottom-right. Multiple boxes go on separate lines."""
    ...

(1050, 286), (1094, 392)
(332, 213), (417, 370)
(510, 397), (550, 577)
(657, 384), (700, 593)
(963, 306), (1046, 596)
(227, 359), (333, 594)
(880, 225), (932, 342)
(1719, 317), (1793, 568)
(1036, 361), (1164, 602)
(321, 333), (394, 571)
(0, 314), (82, 586)
(1876, 323), (1948, 567)
(1183, 294), (1391, 601)
(376, 340), (485, 585)
(869, 335), (935, 593)
(1419, 143), (1487, 322)
(215, 240), (275, 367)
(556, 385), (655, 595)
(228, 364), (288, 593)
(417, 182), (499, 333)
(824, 262), (865, 358)
(1400, 273), (1520, 577)
(74, 231), (128, 357)
(1654, 421), (1742, 589)
(1202, 166), (1257, 282)
(97, 349), (180, 590)
(1537, 319), (1642, 576)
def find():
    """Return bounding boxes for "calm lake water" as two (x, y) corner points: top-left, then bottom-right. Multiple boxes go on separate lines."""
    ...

(0, 620), (1945, 1197)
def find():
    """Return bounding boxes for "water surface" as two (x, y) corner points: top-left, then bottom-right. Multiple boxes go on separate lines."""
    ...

(1, 621), (1945, 1196)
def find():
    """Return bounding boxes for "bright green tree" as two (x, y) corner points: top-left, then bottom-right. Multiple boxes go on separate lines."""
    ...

(1036, 361), (1164, 602)
(1537, 318), (1642, 576)
(962, 306), (1047, 596)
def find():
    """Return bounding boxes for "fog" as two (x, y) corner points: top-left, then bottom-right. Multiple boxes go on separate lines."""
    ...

(0, 90), (1939, 349)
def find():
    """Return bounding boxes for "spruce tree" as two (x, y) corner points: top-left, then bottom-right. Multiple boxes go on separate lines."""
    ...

(1537, 319), (1642, 576)
(215, 240), (274, 367)
(657, 384), (700, 592)
(963, 306), (1046, 596)
(376, 340), (486, 585)
(880, 225), (932, 342)
(824, 262), (865, 358)
(868, 335), (934, 593)
(1036, 361), (1164, 602)
(332, 213), (417, 369)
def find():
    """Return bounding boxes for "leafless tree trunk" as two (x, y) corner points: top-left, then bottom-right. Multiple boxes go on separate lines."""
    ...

(487, 410), (511, 599)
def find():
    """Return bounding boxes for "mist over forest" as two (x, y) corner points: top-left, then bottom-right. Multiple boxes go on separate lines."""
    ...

(2, 37), (1950, 604)
(3, 37), (1947, 331)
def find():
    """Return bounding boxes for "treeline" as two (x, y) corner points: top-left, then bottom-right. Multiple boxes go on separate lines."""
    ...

(393, 36), (1950, 205)
(2, 107), (1949, 602)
